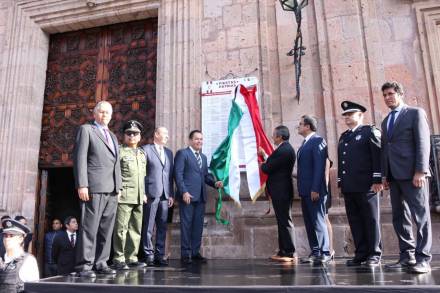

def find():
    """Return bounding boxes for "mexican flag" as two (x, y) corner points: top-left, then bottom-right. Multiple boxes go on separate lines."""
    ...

(209, 84), (273, 223)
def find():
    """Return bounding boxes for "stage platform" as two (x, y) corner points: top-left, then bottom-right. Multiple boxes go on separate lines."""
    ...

(26, 259), (440, 293)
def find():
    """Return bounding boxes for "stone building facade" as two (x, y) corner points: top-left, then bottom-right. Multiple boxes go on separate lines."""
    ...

(0, 0), (439, 259)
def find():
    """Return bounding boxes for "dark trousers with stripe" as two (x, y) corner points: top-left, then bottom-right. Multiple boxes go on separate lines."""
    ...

(343, 191), (382, 260)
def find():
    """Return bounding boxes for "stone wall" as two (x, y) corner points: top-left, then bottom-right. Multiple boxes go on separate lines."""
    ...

(0, 0), (439, 258)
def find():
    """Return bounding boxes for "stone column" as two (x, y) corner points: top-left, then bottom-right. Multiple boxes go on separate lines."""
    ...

(0, 2), (49, 219)
(156, 0), (204, 150)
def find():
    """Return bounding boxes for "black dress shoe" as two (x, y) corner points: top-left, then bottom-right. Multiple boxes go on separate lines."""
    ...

(300, 255), (317, 264)
(181, 256), (192, 264)
(410, 262), (431, 274)
(79, 270), (96, 278)
(154, 258), (169, 267)
(366, 257), (381, 267)
(145, 256), (155, 267)
(127, 261), (146, 268)
(96, 267), (117, 275)
(316, 254), (332, 265)
(385, 258), (416, 271)
(346, 258), (365, 267)
(192, 253), (207, 263)
(112, 261), (129, 270)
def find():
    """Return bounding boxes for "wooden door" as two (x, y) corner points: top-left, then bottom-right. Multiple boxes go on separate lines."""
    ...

(39, 18), (158, 168)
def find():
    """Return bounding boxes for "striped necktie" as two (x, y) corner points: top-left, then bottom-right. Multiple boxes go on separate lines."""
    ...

(195, 152), (202, 169)
(387, 110), (397, 139)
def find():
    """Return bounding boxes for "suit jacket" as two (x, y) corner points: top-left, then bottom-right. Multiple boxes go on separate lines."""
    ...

(261, 141), (295, 200)
(381, 105), (431, 180)
(52, 231), (76, 275)
(174, 147), (215, 203)
(143, 144), (174, 199)
(297, 134), (328, 197)
(73, 122), (122, 193)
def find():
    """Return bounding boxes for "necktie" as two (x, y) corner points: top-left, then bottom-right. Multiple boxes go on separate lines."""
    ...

(70, 233), (75, 247)
(103, 128), (111, 144)
(387, 110), (397, 139)
(195, 152), (202, 169)
(103, 128), (115, 154)
(159, 146), (165, 164)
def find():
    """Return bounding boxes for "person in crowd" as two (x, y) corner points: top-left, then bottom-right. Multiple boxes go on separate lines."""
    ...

(73, 101), (122, 277)
(258, 125), (297, 263)
(337, 100), (383, 267)
(44, 218), (62, 277)
(0, 218), (39, 292)
(296, 115), (331, 265)
(174, 130), (223, 264)
(141, 127), (174, 267)
(381, 81), (432, 274)
(112, 120), (147, 270)
(52, 217), (78, 275)
(14, 216), (32, 253)
(0, 215), (11, 257)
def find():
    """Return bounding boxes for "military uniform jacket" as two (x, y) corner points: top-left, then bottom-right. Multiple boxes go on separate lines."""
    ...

(337, 125), (382, 193)
(119, 145), (147, 204)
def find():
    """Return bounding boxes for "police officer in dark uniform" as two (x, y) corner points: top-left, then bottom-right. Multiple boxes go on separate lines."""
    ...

(337, 101), (383, 267)
(0, 218), (39, 293)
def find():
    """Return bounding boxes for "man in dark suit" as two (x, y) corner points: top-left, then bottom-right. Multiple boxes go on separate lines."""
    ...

(44, 218), (62, 277)
(73, 101), (122, 277)
(381, 81), (432, 274)
(52, 217), (78, 275)
(141, 126), (174, 266)
(259, 125), (296, 263)
(174, 130), (223, 264)
(297, 115), (331, 265)
(337, 101), (383, 267)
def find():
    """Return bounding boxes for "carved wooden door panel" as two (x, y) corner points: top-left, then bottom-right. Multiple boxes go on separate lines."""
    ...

(39, 19), (157, 168)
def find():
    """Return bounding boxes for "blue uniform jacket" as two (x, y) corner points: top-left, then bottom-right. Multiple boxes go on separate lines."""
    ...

(297, 134), (328, 197)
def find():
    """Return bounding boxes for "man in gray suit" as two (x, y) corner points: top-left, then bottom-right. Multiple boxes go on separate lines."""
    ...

(381, 81), (432, 274)
(141, 126), (174, 266)
(73, 101), (122, 277)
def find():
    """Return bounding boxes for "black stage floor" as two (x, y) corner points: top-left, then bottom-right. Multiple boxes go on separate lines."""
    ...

(26, 259), (440, 293)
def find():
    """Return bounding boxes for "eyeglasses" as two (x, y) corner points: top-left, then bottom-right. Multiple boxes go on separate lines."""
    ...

(125, 132), (139, 137)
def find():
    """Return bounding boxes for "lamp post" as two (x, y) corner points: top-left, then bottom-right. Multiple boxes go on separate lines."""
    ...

(279, 0), (308, 102)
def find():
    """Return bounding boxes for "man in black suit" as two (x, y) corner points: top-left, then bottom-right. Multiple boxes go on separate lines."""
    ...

(381, 81), (432, 274)
(52, 217), (78, 275)
(73, 101), (122, 277)
(259, 125), (296, 263)
(174, 130), (223, 264)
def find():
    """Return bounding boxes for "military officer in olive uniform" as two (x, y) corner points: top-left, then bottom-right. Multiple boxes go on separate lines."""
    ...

(337, 101), (383, 267)
(112, 120), (147, 270)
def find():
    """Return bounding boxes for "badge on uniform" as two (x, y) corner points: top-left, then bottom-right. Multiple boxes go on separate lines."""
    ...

(355, 134), (362, 141)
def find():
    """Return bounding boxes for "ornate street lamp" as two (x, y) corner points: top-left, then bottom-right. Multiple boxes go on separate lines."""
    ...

(279, 0), (308, 102)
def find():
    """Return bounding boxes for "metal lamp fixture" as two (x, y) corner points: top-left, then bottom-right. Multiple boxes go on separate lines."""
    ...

(279, 0), (308, 102)
(279, 0), (296, 11)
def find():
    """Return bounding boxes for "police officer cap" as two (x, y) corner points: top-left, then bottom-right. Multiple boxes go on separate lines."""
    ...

(341, 100), (367, 115)
(123, 120), (143, 133)
(1, 218), (30, 235)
